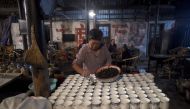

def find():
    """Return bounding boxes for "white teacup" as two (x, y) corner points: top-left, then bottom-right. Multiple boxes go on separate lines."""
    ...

(145, 90), (154, 94)
(102, 95), (110, 101)
(102, 92), (110, 96)
(84, 93), (93, 97)
(77, 92), (84, 96)
(156, 93), (166, 98)
(49, 99), (55, 104)
(75, 96), (83, 100)
(73, 99), (82, 108)
(68, 92), (76, 97)
(140, 98), (150, 109)
(66, 97), (75, 101)
(136, 90), (145, 94)
(111, 94), (119, 99)
(160, 97), (170, 109)
(63, 100), (73, 109)
(138, 93), (148, 98)
(82, 101), (91, 109)
(130, 98), (140, 109)
(55, 99), (64, 105)
(110, 90), (118, 95)
(126, 90), (135, 95)
(142, 87), (150, 90)
(150, 98), (160, 109)
(111, 98), (120, 109)
(120, 95), (129, 100)
(153, 89), (162, 93)
(120, 98), (130, 109)
(118, 90), (127, 95)
(102, 88), (110, 92)
(48, 95), (57, 100)
(101, 99), (111, 109)
(147, 93), (157, 98)
(86, 89), (93, 93)
(129, 94), (138, 98)
(149, 83), (156, 86)
(84, 96), (92, 101)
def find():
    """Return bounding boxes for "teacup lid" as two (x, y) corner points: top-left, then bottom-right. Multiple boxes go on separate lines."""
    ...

(48, 95), (57, 100)
(160, 97), (170, 102)
(102, 99), (111, 104)
(129, 94), (138, 98)
(73, 100), (82, 105)
(64, 101), (73, 106)
(130, 98), (140, 103)
(92, 99), (101, 105)
(111, 98), (120, 103)
(56, 99), (64, 105)
(138, 93), (148, 98)
(140, 98), (150, 103)
(49, 99), (55, 104)
(83, 101), (91, 106)
(156, 93), (166, 97)
(150, 98), (160, 103)
(121, 98), (130, 104)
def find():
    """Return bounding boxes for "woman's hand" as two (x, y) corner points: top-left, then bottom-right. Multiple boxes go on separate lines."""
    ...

(82, 69), (90, 77)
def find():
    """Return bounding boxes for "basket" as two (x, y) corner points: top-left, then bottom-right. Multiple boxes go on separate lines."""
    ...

(95, 65), (121, 82)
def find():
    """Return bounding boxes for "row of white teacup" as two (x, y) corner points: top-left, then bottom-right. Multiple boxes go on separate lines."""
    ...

(51, 83), (161, 98)
(50, 87), (166, 105)
(50, 82), (162, 99)
(53, 96), (169, 109)
(58, 81), (156, 93)
(50, 86), (162, 100)
(61, 76), (156, 87)
(64, 74), (154, 85)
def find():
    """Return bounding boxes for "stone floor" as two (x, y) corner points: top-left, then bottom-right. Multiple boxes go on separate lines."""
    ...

(156, 79), (190, 109)
(144, 59), (190, 109)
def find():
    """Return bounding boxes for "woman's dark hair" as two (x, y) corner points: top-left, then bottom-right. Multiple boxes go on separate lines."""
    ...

(89, 28), (103, 41)
(123, 44), (127, 49)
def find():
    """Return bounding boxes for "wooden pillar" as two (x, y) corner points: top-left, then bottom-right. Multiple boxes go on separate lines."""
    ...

(28, 0), (50, 97)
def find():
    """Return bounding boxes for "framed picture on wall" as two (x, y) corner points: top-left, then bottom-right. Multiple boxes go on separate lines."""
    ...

(18, 19), (27, 35)
(97, 24), (111, 39)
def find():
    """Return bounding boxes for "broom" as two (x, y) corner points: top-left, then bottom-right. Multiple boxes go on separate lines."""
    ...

(24, 25), (48, 69)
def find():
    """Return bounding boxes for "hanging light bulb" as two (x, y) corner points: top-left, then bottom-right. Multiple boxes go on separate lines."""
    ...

(89, 10), (96, 18)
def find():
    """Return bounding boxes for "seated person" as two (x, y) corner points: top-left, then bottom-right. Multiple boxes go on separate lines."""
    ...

(109, 39), (117, 53)
(122, 44), (131, 59)
(72, 29), (112, 77)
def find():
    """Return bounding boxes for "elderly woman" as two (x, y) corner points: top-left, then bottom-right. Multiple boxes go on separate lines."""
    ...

(72, 29), (112, 77)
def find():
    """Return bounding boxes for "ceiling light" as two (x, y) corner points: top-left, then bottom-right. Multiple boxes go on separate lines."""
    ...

(89, 10), (96, 18)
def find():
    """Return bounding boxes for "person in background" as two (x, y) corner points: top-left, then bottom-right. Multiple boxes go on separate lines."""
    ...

(78, 39), (87, 50)
(109, 39), (117, 53)
(122, 44), (131, 59)
(72, 29), (112, 77)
